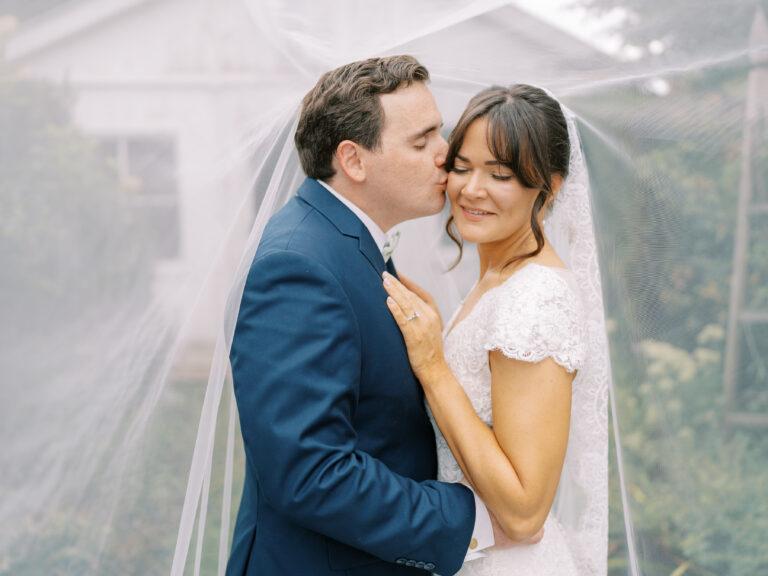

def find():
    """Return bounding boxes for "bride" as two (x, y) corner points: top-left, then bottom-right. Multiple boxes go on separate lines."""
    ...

(383, 84), (608, 575)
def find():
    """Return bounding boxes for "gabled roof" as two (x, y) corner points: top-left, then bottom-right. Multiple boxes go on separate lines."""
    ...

(476, 6), (609, 64)
(4, 0), (610, 67)
(4, 0), (154, 61)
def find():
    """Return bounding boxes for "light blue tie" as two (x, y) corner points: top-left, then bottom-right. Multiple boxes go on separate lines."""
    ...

(381, 230), (400, 263)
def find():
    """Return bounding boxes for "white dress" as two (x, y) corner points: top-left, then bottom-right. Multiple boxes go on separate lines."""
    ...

(432, 263), (587, 576)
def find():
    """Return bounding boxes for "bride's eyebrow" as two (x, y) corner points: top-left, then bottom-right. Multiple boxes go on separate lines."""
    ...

(455, 154), (505, 167)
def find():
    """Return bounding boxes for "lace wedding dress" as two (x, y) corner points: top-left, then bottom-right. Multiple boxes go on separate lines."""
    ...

(432, 262), (587, 576)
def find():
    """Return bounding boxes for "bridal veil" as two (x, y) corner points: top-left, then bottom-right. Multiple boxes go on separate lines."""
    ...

(2, 1), (766, 574)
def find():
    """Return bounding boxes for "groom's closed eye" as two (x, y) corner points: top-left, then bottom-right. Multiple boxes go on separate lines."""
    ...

(409, 122), (444, 146)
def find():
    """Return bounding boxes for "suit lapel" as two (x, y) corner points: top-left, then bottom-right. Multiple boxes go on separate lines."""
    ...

(297, 178), (386, 276)
(385, 256), (398, 278)
(356, 230), (387, 276)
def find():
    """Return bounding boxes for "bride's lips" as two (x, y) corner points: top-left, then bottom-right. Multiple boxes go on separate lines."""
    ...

(460, 205), (494, 222)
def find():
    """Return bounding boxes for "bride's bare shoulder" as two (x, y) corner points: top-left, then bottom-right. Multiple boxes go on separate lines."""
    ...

(497, 247), (567, 285)
(529, 244), (566, 269)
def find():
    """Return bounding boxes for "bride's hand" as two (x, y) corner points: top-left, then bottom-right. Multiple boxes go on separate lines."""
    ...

(383, 271), (446, 379)
(397, 273), (443, 331)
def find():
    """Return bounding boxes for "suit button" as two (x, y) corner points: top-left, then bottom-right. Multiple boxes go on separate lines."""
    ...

(469, 537), (478, 550)
(396, 558), (406, 564)
(406, 560), (416, 567)
(425, 563), (436, 570)
(416, 561), (425, 569)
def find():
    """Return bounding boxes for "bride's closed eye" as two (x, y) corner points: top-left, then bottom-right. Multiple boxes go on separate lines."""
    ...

(450, 166), (514, 181)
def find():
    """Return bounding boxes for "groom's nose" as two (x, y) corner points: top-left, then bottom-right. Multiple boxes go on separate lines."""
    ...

(435, 134), (448, 167)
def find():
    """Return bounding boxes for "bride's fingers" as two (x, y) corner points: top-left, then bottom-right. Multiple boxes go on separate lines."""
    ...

(384, 272), (426, 308)
(385, 296), (409, 329)
(398, 275), (443, 327)
(399, 274), (433, 304)
(383, 272), (418, 317)
(398, 273), (420, 294)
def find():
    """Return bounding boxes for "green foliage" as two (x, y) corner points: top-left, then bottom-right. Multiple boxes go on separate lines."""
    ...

(579, 0), (768, 57)
(0, 372), (243, 576)
(609, 328), (768, 576)
(561, 2), (768, 558)
(0, 77), (150, 346)
(579, 65), (768, 575)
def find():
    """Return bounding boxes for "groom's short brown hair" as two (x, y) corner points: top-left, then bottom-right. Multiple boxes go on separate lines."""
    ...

(295, 55), (429, 180)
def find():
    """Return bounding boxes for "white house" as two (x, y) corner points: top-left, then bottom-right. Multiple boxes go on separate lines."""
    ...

(3, 0), (608, 349)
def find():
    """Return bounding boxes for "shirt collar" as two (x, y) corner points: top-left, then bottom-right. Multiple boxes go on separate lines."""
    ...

(317, 179), (390, 254)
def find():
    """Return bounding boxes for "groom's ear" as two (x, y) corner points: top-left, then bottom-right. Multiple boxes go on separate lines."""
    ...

(335, 140), (367, 183)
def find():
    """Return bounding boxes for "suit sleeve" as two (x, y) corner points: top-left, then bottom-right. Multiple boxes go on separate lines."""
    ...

(231, 249), (475, 575)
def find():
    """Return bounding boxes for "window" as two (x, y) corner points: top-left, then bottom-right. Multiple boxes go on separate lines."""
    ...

(100, 135), (180, 260)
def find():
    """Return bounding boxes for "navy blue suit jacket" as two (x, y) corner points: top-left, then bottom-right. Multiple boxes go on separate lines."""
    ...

(226, 179), (476, 575)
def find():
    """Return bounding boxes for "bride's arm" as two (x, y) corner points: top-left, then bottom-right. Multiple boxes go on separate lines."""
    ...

(424, 355), (573, 540)
(384, 272), (573, 540)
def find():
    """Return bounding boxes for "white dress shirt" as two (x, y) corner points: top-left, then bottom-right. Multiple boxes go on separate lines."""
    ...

(317, 179), (495, 562)
(318, 180), (389, 251)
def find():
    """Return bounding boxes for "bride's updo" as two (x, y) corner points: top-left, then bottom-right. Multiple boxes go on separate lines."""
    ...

(445, 84), (570, 266)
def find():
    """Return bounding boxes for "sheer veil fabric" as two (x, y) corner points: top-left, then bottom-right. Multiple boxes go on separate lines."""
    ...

(173, 91), (617, 576)
(2, 0), (766, 575)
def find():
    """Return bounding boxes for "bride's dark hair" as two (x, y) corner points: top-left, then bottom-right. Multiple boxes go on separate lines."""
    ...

(445, 84), (570, 269)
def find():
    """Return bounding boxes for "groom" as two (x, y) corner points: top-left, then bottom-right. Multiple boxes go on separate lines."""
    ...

(227, 55), (494, 576)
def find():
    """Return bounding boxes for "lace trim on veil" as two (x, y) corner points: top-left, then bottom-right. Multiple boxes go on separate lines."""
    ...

(544, 106), (610, 576)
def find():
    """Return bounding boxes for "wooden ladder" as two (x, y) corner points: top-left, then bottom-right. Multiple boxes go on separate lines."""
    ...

(723, 7), (768, 428)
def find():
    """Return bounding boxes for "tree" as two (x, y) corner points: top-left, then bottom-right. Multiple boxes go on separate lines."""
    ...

(0, 73), (151, 348)
(579, 0), (768, 59)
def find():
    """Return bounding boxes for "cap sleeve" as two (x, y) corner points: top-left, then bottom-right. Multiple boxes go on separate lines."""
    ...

(483, 266), (586, 374)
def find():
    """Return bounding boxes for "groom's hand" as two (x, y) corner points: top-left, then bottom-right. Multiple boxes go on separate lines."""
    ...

(490, 512), (545, 549)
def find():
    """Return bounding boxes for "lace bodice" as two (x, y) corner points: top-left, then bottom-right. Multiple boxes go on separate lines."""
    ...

(440, 263), (585, 431)
(427, 106), (608, 576)
(431, 263), (587, 575)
